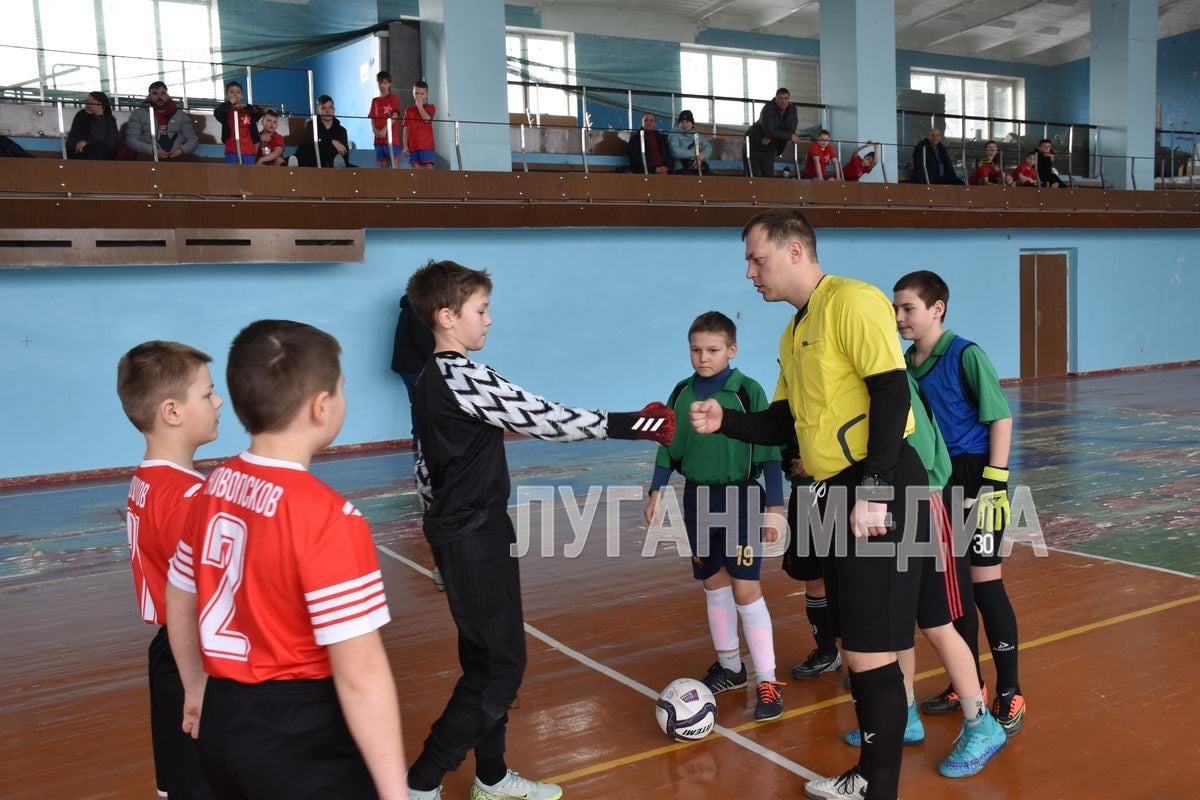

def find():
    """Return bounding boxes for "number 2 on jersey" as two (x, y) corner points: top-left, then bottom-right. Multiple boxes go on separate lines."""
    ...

(198, 512), (251, 660)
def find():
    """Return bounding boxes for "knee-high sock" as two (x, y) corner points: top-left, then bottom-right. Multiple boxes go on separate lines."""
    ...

(736, 597), (776, 683)
(951, 610), (984, 687)
(975, 578), (1020, 693)
(705, 586), (740, 671)
(849, 662), (906, 800)
(806, 592), (836, 653)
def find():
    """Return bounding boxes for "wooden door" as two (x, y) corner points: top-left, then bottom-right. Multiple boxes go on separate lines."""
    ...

(1019, 253), (1069, 378)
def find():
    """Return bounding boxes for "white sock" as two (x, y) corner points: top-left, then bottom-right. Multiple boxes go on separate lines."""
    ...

(961, 692), (986, 724)
(705, 586), (741, 671)
(736, 597), (776, 683)
(906, 690), (916, 707)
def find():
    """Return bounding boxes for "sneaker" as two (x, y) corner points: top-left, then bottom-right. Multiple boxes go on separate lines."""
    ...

(471, 770), (562, 800)
(408, 787), (442, 800)
(843, 702), (925, 746)
(431, 565), (446, 592)
(992, 689), (1026, 736)
(286, 155), (299, 167)
(920, 683), (988, 716)
(701, 660), (747, 694)
(792, 648), (841, 680)
(754, 681), (784, 721)
(938, 713), (1007, 778)
(804, 765), (868, 799)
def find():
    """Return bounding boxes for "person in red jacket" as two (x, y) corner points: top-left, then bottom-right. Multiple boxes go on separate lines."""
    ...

(403, 80), (436, 170)
(802, 129), (837, 180)
(1012, 151), (1039, 187)
(842, 141), (879, 182)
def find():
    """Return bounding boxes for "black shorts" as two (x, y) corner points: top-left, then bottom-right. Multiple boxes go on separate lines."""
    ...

(682, 480), (764, 581)
(915, 491), (972, 629)
(148, 626), (211, 799)
(782, 481), (823, 582)
(809, 444), (927, 653)
(948, 453), (1007, 568)
(198, 677), (376, 799)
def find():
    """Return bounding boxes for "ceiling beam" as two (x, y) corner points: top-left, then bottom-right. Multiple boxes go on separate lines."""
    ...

(925, 0), (1052, 48)
(754, 0), (818, 31)
(695, 0), (740, 23)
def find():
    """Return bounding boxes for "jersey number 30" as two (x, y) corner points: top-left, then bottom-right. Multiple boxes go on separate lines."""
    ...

(199, 512), (251, 660)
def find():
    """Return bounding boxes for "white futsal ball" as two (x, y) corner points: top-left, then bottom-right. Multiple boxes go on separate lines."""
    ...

(655, 678), (717, 741)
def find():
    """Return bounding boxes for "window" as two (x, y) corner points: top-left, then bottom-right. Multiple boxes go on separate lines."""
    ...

(0, 0), (222, 103)
(506, 29), (574, 118)
(680, 46), (819, 129)
(910, 68), (1024, 140)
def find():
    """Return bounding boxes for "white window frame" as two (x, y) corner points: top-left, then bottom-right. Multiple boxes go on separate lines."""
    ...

(679, 44), (820, 130)
(505, 27), (576, 120)
(910, 67), (1025, 140)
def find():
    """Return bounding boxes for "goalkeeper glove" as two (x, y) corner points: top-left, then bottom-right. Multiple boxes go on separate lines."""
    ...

(975, 465), (1010, 533)
(608, 403), (675, 446)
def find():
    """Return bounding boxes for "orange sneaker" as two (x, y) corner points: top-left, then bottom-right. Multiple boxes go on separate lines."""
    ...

(992, 689), (1025, 735)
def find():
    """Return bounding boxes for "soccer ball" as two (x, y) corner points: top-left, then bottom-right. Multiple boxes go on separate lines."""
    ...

(655, 678), (717, 741)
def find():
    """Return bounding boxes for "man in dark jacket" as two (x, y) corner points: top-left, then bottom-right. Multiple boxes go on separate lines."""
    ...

(912, 127), (964, 185)
(290, 95), (351, 167)
(627, 112), (671, 174)
(745, 87), (801, 178)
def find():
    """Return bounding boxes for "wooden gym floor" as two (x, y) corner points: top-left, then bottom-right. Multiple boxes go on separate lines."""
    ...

(2, 367), (1197, 799)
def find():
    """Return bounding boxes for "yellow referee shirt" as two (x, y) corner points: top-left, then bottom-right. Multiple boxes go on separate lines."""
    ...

(774, 274), (914, 481)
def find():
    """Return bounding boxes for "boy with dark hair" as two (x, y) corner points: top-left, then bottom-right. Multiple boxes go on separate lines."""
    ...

(370, 70), (403, 168)
(644, 311), (786, 721)
(165, 320), (408, 799)
(893, 269), (1024, 736)
(1012, 151), (1039, 186)
(213, 81), (262, 165)
(802, 129), (837, 180)
(1036, 139), (1065, 188)
(403, 80), (436, 170)
(842, 142), (878, 182)
(116, 340), (221, 800)
(404, 260), (675, 800)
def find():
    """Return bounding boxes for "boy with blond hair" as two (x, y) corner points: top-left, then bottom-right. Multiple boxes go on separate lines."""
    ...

(165, 320), (408, 799)
(117, 340), (222, 799)
(404, 260), (674, 800)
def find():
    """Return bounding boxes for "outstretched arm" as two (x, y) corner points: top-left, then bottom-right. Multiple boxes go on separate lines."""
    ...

(691, 398), (794, 445)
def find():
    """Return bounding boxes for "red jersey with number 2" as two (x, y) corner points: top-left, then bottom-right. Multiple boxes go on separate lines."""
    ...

(127, 460), (204, 626)
(168, 451), (390, 683)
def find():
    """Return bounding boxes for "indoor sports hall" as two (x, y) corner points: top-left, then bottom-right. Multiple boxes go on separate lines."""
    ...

(2, 1), (1198, 799)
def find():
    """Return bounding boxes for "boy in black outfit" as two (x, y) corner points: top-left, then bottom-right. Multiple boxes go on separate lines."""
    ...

(404, 260), (675, 800)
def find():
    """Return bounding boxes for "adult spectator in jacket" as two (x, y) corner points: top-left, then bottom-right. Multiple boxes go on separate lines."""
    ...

(911, 128), (963, 185)
(290, 95), (351, 168)
(124, 81), (198, 161)
(67, 91), (118, 160)
(668, 109), (712, 175)
(745, 87), (801, 178)
(628, 112), (671, 174)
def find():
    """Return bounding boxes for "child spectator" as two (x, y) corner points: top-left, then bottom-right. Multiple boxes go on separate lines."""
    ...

(893, 270), (1025, 737)
(842, 141), (878, 182)
(802, 129), (837, 180)
(668, 109), (712, 175)
(970, 141), (1013, 186)
(290, 95), (350, 168)
(165, 320), (408, 798)
(255, 110), (285, 166)
(213, 81), (262, 165)
(403, 259), (674, 800)
(403, 80), (436, 170)
(1012, 151), (1039, 186)
(1036, 139), (1065, 188)
(67, 91), (118, 160)
(116, 340), (222, 799)
(643, 311), (786, 721)
(370, 70), (403, 168)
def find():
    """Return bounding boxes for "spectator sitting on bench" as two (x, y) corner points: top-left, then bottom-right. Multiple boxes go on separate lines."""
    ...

(912, 127), (963, 185)
(628, 112), (670, 174)
(256, 110), (286, 166)
(1012, 151), (1040, 186)
(842, 141), (878, 182)
(970, 140), (1014, 186)
(289, 95), (350, 168)
(1036, 138), (1064, 188)
(67, 91), (118, 161)
(668, 110), (712, 175)
(125, 81), (199, 161)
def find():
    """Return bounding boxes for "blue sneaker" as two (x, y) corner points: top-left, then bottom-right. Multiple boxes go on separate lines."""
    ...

(938, 713), (1007, 778)
(842, 702), (924, 746)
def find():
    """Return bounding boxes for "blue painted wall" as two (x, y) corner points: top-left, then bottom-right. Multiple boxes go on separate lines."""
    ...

(3, 225), (1198, 479)
(1157, 28), (1200, 140)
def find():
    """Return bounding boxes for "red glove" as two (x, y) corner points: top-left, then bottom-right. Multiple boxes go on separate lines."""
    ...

(608, 402), (676, 446)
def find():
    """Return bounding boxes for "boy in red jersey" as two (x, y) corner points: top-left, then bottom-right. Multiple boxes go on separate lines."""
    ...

(402, 80), (436, 170)
(370, 70), (403, 168)
(117, 340), (222, 800)
(166, 320), (407, 799)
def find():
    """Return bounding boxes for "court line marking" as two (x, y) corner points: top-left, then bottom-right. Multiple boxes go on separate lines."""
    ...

(381, 539), (1198, 788)
(1029, 541), (1197, 579)
(375, 545), (821, 783)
